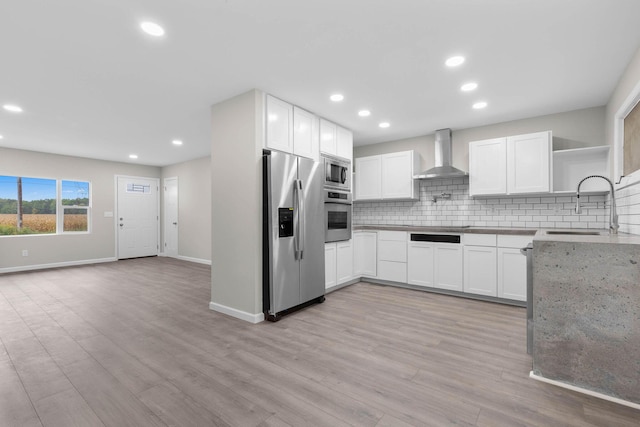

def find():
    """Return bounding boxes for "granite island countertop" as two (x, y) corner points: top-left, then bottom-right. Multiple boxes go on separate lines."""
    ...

(533, 228), (640, 244)
(532, 230), (640, 407)
(354, 224), (537, 236)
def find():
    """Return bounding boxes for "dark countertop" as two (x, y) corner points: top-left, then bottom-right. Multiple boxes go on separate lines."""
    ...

(353, 224), (537, 236)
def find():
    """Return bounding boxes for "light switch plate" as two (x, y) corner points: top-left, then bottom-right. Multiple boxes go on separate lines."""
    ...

(104, 211), (114, 218)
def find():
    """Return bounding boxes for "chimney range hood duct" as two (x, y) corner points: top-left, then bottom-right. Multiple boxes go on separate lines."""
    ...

(413, 128), (468, 179)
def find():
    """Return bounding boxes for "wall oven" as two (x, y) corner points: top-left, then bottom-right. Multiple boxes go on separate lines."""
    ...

(322, 154), (351, 191)
(324, 190), (352, 243)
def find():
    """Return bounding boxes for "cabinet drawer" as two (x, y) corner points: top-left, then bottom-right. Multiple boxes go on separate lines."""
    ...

(378, 260), (407, 283)
(463, 234), (497, 246)
(497, 235), (533, 249)
(378, 230), (407, 241)
(378, 240), (407, 262)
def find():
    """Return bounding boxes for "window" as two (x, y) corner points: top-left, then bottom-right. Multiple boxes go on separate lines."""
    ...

(623, 100), (640, 176)
(61, 180), (90, 232)
(0, 175), (90, 236)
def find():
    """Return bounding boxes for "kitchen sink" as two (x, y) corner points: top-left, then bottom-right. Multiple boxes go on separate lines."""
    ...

(545, 230), (603, 236)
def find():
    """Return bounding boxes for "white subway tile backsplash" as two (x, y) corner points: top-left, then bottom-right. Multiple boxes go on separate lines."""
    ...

(353, 176), (613, 231)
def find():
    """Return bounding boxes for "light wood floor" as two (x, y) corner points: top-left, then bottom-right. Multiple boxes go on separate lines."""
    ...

(1, 258), (638, 427)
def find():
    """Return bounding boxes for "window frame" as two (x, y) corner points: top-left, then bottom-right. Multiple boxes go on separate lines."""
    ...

(614, 79), (640, 190)
(0, 175), (92, 237)
(58, 179), (92, 234)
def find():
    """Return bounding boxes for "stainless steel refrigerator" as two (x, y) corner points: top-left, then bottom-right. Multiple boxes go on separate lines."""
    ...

(263, 150), (325, 321)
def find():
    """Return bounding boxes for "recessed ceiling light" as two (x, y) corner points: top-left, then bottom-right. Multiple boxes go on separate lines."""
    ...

(379, 122), (390, 128)
(461, 82), (478, 92)
(358, 110), (371, 117)
(472, 101), (488, 109)
(129, 154), (138, 159)
(172, 139), (183, 146)
(3, 104), (23, 113)
(330, 94), (344, 102)
(140, 21), (165, 37)
(445, 56), (465, 67)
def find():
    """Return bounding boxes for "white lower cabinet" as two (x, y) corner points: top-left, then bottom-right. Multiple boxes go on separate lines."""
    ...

(354, 231), (377, 277)
(496, 235), (531, 301)
(434, 245), (463, 291)
(463, 245), (497, 296)
(377, 231), (407, 283)
(336, 240), (353, 284)
(408, 241), (463, 291)
(325, 243), (337, 290)
(408, 243), (434, 287)
(462, 234), (531, 301)
(497, 248), (527, 301)
(325, 240), (354, 290)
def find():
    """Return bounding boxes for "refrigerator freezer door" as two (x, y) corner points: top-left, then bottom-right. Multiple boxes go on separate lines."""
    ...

(297, 156), (326, 303)
(268, 152), (301, 313)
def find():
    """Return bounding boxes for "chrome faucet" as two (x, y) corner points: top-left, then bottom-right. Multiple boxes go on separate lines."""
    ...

(575, 175), (619, 234)
(431, 192), (452, 203)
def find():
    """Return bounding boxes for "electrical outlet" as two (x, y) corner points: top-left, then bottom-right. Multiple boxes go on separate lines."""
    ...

(22, 249), (28, 257)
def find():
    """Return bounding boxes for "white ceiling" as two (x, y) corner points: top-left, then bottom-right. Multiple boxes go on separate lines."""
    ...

(1, 0), (640, 167)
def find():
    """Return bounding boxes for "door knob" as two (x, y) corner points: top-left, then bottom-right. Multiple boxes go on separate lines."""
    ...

(172, 222), (177, 225)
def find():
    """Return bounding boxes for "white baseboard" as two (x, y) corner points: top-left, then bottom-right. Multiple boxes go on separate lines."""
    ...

(174, 255), (212, 265)
(209, 301), (264, 324)
(159, 252), (211, 265)
(0, 257), (117, 274)
(529, 371), (640, 410)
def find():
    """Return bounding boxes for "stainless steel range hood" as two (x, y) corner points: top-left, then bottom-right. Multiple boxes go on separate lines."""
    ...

(413, 128), (468, 179)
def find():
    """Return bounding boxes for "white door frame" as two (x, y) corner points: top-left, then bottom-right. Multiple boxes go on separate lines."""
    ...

(114, 175), (160, 259)
(163, 176), (179, 257)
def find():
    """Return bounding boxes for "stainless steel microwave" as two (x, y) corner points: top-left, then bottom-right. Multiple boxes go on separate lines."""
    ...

(322, 154), (351, 191)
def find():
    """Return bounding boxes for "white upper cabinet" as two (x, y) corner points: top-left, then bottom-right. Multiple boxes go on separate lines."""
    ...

(265, 94), (349, 162)
(293, 106), (319, 161)
(320, 119), (337, 156)
(469, 131), (551, 196)
(355, 155), (383, 200)
(382, 151), (417, 199)
(469, 138), (507, 196)
(336, 126), (353, 161)
(355, 150), (419, 201)
(265, 95), (293, 153)
(507, 131), (551, 194)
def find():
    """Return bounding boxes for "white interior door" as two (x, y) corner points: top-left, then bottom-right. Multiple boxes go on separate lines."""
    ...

(164, 177), (178, 257)
(117, 176), (159, 259)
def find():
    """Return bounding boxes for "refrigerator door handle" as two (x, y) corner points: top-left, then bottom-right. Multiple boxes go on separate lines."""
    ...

(298, 180), (305, 259)
(293, 180), (300, 260)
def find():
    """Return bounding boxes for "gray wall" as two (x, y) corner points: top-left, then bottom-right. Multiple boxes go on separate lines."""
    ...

(354, 106), (606, 173)
(0, 147), (160, 270)
(210, 89), (264, 319)
(161, 156), (211, 262)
